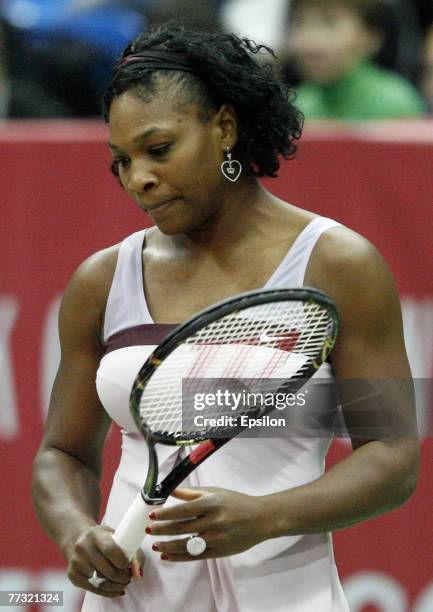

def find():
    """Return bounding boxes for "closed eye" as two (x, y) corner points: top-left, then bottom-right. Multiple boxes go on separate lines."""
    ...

(149, 143), (172, 158)
(111, 157), (129, 176)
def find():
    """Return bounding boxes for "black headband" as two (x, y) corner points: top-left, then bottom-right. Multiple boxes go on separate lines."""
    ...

(116, 50), (196, 74)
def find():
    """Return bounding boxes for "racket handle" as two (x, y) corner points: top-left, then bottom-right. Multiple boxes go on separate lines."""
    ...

(112, 493), (154, 561)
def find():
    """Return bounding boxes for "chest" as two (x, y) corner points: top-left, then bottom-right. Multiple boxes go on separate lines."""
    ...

(142, 242), (292, 323)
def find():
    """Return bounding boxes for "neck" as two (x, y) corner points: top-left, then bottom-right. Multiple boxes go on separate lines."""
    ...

(175, 178), (273, 251)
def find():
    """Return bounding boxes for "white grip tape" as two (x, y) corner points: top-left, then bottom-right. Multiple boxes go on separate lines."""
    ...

(112, 493), (154, 560)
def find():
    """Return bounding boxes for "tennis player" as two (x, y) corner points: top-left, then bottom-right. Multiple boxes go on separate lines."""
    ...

(32, 22), (419, 612)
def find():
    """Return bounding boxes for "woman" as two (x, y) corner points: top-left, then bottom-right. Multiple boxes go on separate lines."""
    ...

(32, 22), (419, 611)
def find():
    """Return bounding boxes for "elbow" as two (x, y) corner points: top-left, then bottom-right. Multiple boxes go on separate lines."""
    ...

(31, 446), (53, 504)
(396, 464), (419, 506)
(391, 475), (418, 510)
(389, 444), (420, 509)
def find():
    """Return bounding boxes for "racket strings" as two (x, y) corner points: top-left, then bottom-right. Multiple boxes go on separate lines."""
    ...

(137, 300), (333, 438)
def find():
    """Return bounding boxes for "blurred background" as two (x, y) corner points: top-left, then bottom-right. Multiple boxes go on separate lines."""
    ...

(1, 1), (432, 611)
(1, 0), (433, 119)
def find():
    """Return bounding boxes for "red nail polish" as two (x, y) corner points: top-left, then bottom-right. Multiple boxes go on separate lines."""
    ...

(145, 526), (152, 534)
(148, 511), (157, 520)
(152, 543), (159, 551)
(161, 554), (168, 560)
(139, 569), (143, 577)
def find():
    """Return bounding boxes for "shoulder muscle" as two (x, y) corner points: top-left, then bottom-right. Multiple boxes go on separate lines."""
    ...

(306, 226), (409, 378)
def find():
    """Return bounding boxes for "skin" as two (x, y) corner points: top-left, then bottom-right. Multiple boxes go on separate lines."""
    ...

(32, 87), (419, 596)
(286, 3), (381, 85)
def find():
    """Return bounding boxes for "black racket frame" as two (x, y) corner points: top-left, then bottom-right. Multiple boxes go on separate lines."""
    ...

(129, 287), (339, 504)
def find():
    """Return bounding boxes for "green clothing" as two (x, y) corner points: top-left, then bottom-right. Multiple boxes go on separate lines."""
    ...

(295, 61), (426, 120)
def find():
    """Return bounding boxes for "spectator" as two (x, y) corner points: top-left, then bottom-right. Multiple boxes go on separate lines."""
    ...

(146, 0), (221, 32)
(420, 23), (433, 112)
(282, 0), (426, 120)
(0, 1), (145, 118)
(388, 0), (423, 82)
(0, 19), (70, 118)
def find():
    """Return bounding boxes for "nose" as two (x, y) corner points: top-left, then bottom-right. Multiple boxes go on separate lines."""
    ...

(126, 161), (160, 193)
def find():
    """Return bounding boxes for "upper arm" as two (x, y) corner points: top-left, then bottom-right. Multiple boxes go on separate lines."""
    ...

(38, 247), (118, 476)
(306, 227), (419, 449)
(312, 229), (409, 378)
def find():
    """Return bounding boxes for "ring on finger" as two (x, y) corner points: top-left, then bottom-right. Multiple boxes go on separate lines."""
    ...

(186, 535), (207, 556)
(88, 570), (106, 588)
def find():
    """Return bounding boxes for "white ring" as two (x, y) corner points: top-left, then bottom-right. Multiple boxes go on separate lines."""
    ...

(88, 570), (106, 588)
(186, 535), (207, 556)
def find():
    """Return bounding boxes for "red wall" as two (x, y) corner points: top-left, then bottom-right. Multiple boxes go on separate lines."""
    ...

(1, 120), (432, 611)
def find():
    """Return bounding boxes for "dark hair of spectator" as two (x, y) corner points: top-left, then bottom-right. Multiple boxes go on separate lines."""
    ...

(290, 0), (392, 34)
(102, 22), (303, 178)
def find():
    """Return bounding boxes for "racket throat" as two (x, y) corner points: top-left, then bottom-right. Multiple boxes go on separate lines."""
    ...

(143, 441), (163, 504)
(140, 490), (167, 506)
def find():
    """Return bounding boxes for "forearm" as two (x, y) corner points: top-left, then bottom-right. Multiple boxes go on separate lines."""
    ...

(32, 447), (102, 559)
(262, 438), (419, 539)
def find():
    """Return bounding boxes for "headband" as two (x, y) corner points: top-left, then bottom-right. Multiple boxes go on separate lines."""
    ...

(115, 50), (196, 74)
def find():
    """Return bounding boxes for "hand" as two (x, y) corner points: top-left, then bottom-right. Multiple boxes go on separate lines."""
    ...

(65, 525), (145, 597)
(147, 487), (268, 562)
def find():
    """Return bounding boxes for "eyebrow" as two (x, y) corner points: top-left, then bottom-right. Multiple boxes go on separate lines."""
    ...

(108, 127), (164, 151)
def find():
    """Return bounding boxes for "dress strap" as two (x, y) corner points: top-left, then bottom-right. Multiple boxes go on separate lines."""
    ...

(266, 217), (341, 288)
(103, 229), (148, 343)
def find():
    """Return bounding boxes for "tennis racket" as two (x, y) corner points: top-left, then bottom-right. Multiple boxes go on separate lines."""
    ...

(112, 287), (339, 560)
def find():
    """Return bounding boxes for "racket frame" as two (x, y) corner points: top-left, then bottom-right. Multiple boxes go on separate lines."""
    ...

(131, 287), (339, 504)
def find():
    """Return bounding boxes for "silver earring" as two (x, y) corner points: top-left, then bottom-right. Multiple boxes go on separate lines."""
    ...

(221, 146), (242, 182)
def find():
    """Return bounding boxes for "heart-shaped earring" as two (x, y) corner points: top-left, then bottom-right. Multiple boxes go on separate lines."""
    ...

(221, 147), (242, 182)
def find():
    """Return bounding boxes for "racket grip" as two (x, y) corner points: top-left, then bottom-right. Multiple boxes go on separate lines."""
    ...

(112, 493), (154, 561)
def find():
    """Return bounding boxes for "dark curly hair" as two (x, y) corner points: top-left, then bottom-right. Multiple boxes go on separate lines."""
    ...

(102, 22), (303, 178)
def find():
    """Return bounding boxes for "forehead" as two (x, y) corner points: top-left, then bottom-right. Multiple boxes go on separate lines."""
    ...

(109, 89), (199, 146)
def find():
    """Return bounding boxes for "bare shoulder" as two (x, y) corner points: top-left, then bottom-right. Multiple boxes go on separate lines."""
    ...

(307, 224), (398, 302)
(60, 244), (120, 348)
(307, 224), (386, 282)
(306, 225), (404, 349)
(66, 243), (120, 298)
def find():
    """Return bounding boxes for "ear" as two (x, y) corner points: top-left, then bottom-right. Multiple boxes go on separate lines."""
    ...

(213, 104), (239, 149)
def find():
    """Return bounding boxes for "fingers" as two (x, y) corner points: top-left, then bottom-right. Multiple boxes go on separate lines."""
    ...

(150, 489), (212, 522)
(69, 563), (128, 598)
(87, 541), (130, 584)
(93, 527), (130, 570)
(67, 525), (142, 597)
(129, 550), (145, 579)
(170, 487), (206, 501)
(151, 536), (212, 563)
(75, 569), (126, 598)
(147, 515), (208, 537)
(145, 488), (263, 562)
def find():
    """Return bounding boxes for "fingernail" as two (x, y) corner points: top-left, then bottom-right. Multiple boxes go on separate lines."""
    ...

(161, 554), (168, 560)
(152, 543), (159, 551)
(145, 526), (152, 534)
(139, 568), (144, 577)
(148, 511), (157, 520)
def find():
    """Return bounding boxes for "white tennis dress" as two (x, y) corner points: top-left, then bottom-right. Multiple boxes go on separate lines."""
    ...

(82, 216), (350, 611)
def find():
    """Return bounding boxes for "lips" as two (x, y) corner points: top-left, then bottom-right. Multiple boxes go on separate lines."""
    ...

(144, 197), (179, 212)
